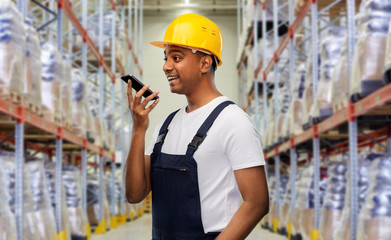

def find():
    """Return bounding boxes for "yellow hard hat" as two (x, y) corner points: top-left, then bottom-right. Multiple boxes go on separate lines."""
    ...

(150, 13), (223, 66)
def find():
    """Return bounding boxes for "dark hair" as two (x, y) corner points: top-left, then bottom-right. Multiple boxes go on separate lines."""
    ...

(211, 56), (217, 72)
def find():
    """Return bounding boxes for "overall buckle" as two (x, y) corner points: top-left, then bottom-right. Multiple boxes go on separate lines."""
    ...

(188, 134), (207, 151)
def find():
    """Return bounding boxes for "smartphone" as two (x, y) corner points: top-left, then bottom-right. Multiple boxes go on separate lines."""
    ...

(121, 74), (159, 100)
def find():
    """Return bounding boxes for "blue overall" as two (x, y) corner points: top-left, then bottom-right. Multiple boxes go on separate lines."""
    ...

(150, 101), (234, 240)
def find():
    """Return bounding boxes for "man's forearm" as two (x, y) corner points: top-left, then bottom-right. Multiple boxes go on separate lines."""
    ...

(124, 129), (150, 203)
(216, 200), (268, 240)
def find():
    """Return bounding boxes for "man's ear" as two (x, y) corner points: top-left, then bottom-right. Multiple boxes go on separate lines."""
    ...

(200, 55), (213, 73)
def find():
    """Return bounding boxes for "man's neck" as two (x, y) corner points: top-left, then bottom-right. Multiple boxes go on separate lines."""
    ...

(185, 89), (222, 113)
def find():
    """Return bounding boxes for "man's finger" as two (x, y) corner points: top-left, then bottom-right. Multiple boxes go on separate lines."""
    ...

(134, 84), (150, 101)
(140, 91), (160, 108)
(127, 80), (133, 107)
(145, 98), (160, 114)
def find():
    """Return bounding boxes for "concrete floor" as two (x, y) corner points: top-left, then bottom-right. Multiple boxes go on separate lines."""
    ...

(91, 214), (287, 240)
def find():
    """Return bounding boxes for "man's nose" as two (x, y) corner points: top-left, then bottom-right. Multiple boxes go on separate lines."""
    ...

(163, 59), (173, 72)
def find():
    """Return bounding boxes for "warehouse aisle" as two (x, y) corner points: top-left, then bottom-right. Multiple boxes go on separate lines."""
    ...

(91, 214), (286, 240)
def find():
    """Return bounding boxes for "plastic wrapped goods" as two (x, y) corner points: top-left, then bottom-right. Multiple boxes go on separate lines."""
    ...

(75, 11), (119, 54)
(320, 160), (348, 240)
(62, 165), (89, 239)
(264, 95), (276, 150)
(296, 164), (328, 240)
(262, 176), (275, 229)
(350, 0), (391, 102)
(335, 151), (384, 240)
(62, 56), (73, 128)
(0, 0), (25, 101)
(87, 86), (105, 147)
(312, 27), (345, 123)
(26, 159), (57, 240)
(0, 152), (17, 240)
(23, 18), (42, 112)
(44, 163), (71, 240)
(86, 103), (96, 143)
(302, 49), (320, 130)
(245, 0), (288, 34)
(279, 172), (301, 236)
(117, 29), (129, 68)
(357, 154), (391, 240)
(103, 105), (114, 150)
(41, 42), (64, 122)
(71, 68), (87, 137)
(106, 173), (121, 216)
(384, 17), (391, 83)
(0, 151), (39, 240)
(86, 175), (111, 229)
(288, 63), (306, 136)
(331, 35), (350, 112)
(264, 175), (289, 231)
(276, 85), (292, 143)
(276, 175), (290, 234)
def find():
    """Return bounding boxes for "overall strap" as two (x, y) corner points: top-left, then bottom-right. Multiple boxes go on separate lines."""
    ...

(153, 109), (180, 152)
(186, 101), (235, 156)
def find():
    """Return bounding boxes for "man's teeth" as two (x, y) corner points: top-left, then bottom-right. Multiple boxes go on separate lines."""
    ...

(168, 77), (177, 81)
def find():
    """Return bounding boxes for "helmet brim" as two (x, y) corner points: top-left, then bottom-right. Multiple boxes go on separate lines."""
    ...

(149, 41), (222, 66)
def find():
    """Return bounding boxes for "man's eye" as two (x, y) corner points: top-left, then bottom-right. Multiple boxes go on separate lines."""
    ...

(174, 57), (181, 61)
(163, 57), (167, 61)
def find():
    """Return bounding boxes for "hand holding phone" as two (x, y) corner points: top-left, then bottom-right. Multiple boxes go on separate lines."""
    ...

(121, 74), (159, 100)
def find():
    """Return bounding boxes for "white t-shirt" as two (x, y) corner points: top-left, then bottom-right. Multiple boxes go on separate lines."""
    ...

(146, 96), (265, 233)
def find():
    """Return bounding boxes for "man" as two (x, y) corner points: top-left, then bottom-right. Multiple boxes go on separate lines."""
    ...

(124, 13), (269, 240)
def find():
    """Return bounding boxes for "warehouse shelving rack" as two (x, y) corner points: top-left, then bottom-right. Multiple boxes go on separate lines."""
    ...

(0, 0), (144, 239)
(237, 0), (391, 239)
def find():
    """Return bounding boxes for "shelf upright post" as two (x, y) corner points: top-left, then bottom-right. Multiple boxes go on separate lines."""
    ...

(274, 149), (281, 232)
(272, 0), (279, 147)
(134, 0), (139, 75)
(242, 63), (247, 109)
(121, 0), (125, 29)
(261, 0), (270, 178)
(287, 0), (296, 237)
(97, 0), (105, 229)
(253, 0), (259, 130)
(128, 0), (134, 74)
(15, 109), (25, 240)
(98, 153), (104, 225)
(310, 0), (321, 238)
(237, 0), (241, 49)
(15, 2), (27, 240)
(80, 0), (89, 219)
(139, 0), (143, 78)
(110, 4), (117, 222)
(346, 0), (358, 239)
(55, 1), (64, 236)
(17, 0), (28, 18)
(119, 0), (126, 218)
(55, 130), (63, 235)
(127, 0), (134, 214)
(81, 142), (87, 217)
(272, 0), (281, 232)
(289, 139), (297, 238)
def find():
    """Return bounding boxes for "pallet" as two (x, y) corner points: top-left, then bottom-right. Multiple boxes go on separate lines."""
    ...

(333, 99), (348, 113)
(143, 193), (152, 213)
(63, 121), (74, 132)
(42, 109), (62, 125)
(73, 126), (86, 138)
(0, 91), (22, 104)
(25, 102), (42, 116)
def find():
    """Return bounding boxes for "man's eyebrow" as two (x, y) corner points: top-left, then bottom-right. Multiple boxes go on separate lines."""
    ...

(165, 49), (186, 55)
